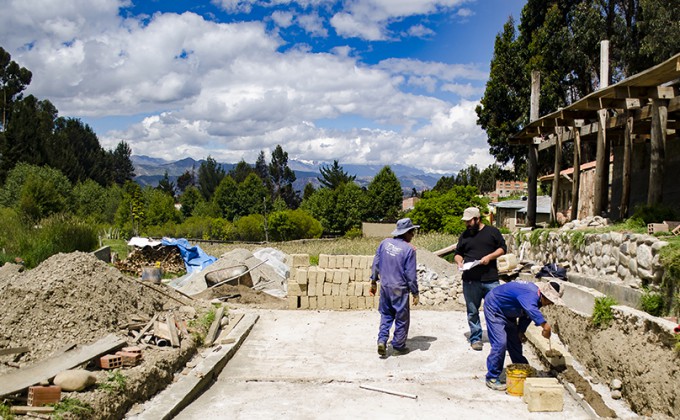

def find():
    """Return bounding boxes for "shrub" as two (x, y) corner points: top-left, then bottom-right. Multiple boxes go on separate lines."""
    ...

(344, 227), (363, 239)
(639, 287), (665, 317)
(631, 204), (678, 225)
(592, 296), (618, 327)
(98, 369), (127, 393)
(268, 210), (323, 241)
(235, 214), (265, 242)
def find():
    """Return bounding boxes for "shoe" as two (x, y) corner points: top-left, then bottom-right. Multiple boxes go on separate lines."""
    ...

(392, 346), (410, 355)
(486, 378), (507, 391)
(377, 342), (386, 356)
(471, 341), (483, 351)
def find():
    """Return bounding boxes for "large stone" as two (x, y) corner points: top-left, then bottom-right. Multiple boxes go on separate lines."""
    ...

(610, 231), (623, 245)
(593, 241), (602, 256)
(628, 258), (637, 274)
(652, 241), (669, 252)
(54, 369), (97, 391)
(526, 384), (564, 412)
(637, 244), (653, 269)
(637, 267), (654, 281)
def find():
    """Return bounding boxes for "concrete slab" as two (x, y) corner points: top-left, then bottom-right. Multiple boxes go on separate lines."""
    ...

(175, 310), (590, 419)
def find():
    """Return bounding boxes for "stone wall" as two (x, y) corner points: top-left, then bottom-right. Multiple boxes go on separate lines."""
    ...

(506, 230), (669, 290)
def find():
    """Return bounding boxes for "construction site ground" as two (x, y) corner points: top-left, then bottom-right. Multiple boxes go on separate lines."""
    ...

(137, 309), (628, 419)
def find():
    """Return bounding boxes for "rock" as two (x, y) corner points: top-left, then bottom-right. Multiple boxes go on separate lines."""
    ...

(611, 390), (622, 399)
(53, 369), (97, 391)
(611, 378), (623, 390)
(652, 241), (669, 252)
(636, 244), (653, 269)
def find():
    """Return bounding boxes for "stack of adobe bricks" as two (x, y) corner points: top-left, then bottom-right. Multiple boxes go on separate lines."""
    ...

(287, 254), (379, 310)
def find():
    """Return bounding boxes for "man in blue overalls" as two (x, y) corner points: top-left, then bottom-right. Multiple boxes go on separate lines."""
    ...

(483, 280), (564, 390)
(370, 218), (420, 357)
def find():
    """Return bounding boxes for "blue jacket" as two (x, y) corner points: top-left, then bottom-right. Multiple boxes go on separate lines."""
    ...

(371, 238), (418, 295)
(484, 281), (546, 332)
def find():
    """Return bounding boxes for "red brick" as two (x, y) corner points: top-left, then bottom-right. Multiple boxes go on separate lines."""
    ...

(27, 386), (61, 407)
(115, 351), (142, 366)
(99, 354), (123, 369)
(121, 346), (142, 354)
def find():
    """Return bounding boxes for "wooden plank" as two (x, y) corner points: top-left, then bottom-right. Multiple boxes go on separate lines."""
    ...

(216, 313), (245, 343)
(0, 334), (126, 397)
(167, 314), (181, 347)
(648, 99), (668, 205)
(433, 243), (457, 257)
(10, 406), (55, 414)
(0, 347), (29, 356)
(134, 313), (159, 343)
(205, 306), (225, 347)
(620, 112), (633, 219)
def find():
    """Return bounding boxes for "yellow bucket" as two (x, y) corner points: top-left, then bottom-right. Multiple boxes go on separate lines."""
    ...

(506, 363), (533, 396)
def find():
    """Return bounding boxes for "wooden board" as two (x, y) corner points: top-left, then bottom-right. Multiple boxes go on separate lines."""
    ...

(0, 347), (29, 356)
(0, 334), (125, 397)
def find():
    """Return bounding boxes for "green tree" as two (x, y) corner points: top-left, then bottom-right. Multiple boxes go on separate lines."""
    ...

(48, 118), (108, 185)
(179, 186), (203, 218)
(236, 173), (268, 216)
(255, 150), (273, 196)
(300, 187), (336, 233)
(115, 181), (145, 236)
(0, 47), (32, 130)
(409, 185), (486, 234)
(156, 170), (176, 198)
(198, 156), (225, 201)
(268, 145), (297, 208)
(0, 163), (72, 221)
(267, 209), (323, 241)
(235, 214), (266, 242)
(366, 166), (402, 222)
(73, 179), (111, 223)
(639, 0), (680, 65)
(303, 182), (315, 200)
(111, 141), (135, 185)
(144, 187), (181, 227)
(229, 159), (254, 184)
(318, 160), (356, 189)
(334, 182), (368, 233)
(212, 175), (239, 220)
(176, 168), (195, 193)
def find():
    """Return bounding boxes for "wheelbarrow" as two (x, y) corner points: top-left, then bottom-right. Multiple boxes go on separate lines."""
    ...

(204, 264), (253, 288)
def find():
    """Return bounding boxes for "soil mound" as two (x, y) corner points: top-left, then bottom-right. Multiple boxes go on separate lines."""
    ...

(0, 252), (168, 374)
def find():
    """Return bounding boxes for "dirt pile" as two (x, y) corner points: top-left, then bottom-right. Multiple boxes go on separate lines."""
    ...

(0, 252), (170, 375)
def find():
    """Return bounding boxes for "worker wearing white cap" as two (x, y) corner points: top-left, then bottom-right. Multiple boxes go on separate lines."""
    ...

(370, 218), (420, 357)
(454, 206), (507, 352)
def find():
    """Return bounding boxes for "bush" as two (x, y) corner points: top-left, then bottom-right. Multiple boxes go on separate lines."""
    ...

(268, 210), (323, 241)
(344, 227), (363, 239)
(235, 214), (265, 242)
(631, 204), (678, 225)
(592, 296), (618, 327)
(639, 287), (665, 316)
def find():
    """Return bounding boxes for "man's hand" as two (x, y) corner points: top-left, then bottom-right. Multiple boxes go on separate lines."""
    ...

(369, 281), (377, 296)
(412, 294), (419, 306)
(480, 255), (491, 265)
(541, 323), (552, 339)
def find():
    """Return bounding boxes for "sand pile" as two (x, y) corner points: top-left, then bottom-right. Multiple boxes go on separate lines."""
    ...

(0, 252), (169, 374)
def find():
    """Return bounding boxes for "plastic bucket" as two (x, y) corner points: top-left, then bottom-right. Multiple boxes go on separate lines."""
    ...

(141, 266), (162, 284)
(506, 363), (533, 396)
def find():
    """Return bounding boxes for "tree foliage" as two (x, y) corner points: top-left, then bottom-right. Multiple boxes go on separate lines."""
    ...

(365, 166), (402, 222)
(318, 160), (356, 189)
(267, 209), (323, 241)
(197, 156), (225, 201)
(409, 185), (487, 235)
(268, 145), (298, 208)
(0, 47), (32, 130)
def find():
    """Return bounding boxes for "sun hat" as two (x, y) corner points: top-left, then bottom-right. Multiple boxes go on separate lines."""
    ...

(391, 218), (420, 236)
(539, 281), (565, 306)
(461, 207), (481, 221)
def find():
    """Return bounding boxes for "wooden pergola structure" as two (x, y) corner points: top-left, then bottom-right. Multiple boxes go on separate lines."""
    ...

(511, 49), (680, 225)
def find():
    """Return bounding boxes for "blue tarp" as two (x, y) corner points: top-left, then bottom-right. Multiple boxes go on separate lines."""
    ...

(161, 237), (217, 273)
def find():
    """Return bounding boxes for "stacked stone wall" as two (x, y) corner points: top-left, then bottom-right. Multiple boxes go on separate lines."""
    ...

(506, 231), (668, 289)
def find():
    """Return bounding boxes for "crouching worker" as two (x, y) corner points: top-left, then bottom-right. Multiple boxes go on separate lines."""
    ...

(370, 218), (419, 357)
(483, 281), (564, 390)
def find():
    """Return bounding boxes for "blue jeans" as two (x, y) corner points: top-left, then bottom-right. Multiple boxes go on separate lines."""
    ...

(484, 303), (529, 380)
(378, 285), (411, 349)
(463, 280), (499, 344)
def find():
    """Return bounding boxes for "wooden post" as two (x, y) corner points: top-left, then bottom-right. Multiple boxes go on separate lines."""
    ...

(648, 99), (668, 205)
(619, 112), (633, 219)
(527, 70), (540, 227)
(551, 128), (563, 223)
(593, 40), (610, 217)
(570, 128), (581, 221)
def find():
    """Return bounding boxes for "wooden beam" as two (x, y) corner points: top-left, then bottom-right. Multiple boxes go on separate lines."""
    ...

(551, 128), (563, 223)
(648, 99), (668, 205)
(0, 347), (29, 356)
(571, 129), (581, 221)
(613, 86), (675, 100)
(593, 109), (608, 216)
(620, 112), (633, 219)
(528, 71), (540, 227)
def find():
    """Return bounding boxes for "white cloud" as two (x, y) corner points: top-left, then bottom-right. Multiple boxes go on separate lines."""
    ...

(457, 7), (474, 17)
(296, 12), (328, 37)
(441, 82), (484, 98)
(2, 1), (494, 174)
(406, 24), (435, 38)
(271, 10), (294, 27)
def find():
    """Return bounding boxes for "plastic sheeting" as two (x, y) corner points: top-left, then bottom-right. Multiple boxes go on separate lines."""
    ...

(161, 237), (217, 273)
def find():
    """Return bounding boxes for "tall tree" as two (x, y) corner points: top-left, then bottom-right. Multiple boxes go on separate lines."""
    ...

(366, 166), (403, 222)
(0, 47), (32, 130)
(197, 155), (225, 201)
(212, 175), (239, 220)
(176, 168), (195, 193)
(236, 173), (268, 217)
(156, 170), (176, 198)
(255, 150), (273, 196)
(268, 145), (297, 208)
(318, 160), (356, 189)
(229, 159), (254, 184)
(111, 141), (135, 185)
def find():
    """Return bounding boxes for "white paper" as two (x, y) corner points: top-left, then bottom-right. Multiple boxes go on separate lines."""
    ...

(460, 260), (481, 271)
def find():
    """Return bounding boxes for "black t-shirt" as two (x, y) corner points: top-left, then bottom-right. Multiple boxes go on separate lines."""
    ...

(456, 225), (507, 282)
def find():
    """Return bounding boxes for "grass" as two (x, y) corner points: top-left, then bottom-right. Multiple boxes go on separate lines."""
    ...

(189, 306), (217, 346)
(639, 287), (665, 317)
(201, 232), (458, 259)
(101, 238), (129, 260)
(51, 398), (94, 420)
(0, 403), (14, 419)
(592, 296), (618, 327)
(98, 369), (127, 393)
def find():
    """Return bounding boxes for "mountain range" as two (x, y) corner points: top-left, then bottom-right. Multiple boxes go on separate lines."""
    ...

(132, 156), (448, 194)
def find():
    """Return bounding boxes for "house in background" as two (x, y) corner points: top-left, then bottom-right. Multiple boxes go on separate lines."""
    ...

(487, 180), (528, 202)
(490, 196), (552, 230)
(402, 197), (420, 212)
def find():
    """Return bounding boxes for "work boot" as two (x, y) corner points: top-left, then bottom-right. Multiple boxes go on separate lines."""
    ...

(486, 378), (507, 391)
(392, 346), (410, 355)
(471, 341), (483, 351)
(377, 342), (386, 356)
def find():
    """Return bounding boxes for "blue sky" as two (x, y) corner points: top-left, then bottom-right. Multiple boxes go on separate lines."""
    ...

(1, 0), (525, 174)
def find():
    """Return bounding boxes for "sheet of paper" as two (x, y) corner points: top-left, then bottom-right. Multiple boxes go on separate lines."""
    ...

(460, 260), (480, 271)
